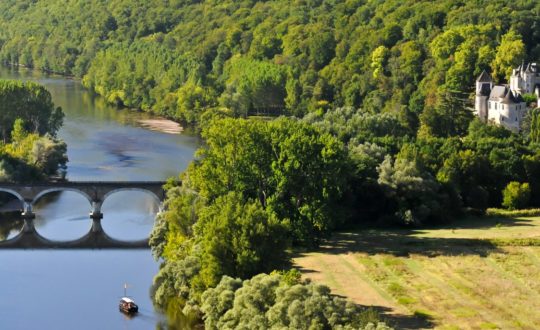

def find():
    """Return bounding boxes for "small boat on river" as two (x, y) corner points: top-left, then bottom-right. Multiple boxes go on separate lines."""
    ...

(119, 283), (138, 314)
(119, 297), (138, 314)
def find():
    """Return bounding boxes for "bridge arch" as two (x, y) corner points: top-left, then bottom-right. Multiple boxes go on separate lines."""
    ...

(0, 188), (25, 203)
(32, 188), (93, 206)
(102, 188), (162, 208)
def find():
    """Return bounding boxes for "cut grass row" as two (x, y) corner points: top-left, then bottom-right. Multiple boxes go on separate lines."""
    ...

(355, 248), (540, 329)
(294, 217), (540, 329)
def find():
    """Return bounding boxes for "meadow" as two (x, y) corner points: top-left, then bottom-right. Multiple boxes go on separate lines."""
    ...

(294, 216), (540, 329)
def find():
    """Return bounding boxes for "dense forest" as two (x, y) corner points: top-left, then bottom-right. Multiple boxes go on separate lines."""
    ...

(2, 0), (540, 328)
(0, 0), (539, 124)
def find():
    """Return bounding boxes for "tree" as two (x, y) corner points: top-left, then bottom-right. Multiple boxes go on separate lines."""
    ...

(200, 273), (392, 330)
(220, 58), (287, 115)
(491, 31), (526, 82)
(525, 108), (540, 143)
(0, 80), (64, 142)
(377, 154), (443, 225)
(523, 154), (540, 206)
(176, 81), (214, 124)
(502, 181), (530, 210)
(188, 117), (349, 244)
(418, 89), (473, 138)
(371, 46), (389, 79)
(194, 192), (289, 289)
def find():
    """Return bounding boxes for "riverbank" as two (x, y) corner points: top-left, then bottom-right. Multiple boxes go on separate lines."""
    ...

(138, 119), (183, 134)
(2, 64), (188, 135)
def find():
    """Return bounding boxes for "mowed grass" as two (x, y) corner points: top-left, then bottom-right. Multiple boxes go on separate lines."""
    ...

(294, 216), (540, 329)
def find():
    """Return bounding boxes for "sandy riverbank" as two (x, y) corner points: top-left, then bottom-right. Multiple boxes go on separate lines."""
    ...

(137, 119), (183, 134)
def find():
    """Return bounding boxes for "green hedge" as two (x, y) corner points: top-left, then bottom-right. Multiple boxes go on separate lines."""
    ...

(485, 208), (540, 218)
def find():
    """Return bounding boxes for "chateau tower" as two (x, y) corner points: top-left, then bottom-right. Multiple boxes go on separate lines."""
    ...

(475, 70), (493, 122)
(510, 62), (540, 95)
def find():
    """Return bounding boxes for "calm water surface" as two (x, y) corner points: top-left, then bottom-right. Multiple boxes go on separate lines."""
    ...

(0, 66), (199, 329)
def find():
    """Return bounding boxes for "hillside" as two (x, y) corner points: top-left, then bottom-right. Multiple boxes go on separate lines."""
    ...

(1, 0), (539, 124)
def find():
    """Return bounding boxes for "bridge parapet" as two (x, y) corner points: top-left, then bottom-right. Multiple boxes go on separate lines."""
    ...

(0, 181), (166, 202)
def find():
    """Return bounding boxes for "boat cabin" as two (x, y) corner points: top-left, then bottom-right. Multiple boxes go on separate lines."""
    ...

(119, 297), (138, 314)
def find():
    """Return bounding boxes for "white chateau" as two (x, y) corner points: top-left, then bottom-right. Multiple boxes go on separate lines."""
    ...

(475, 62), (540, 132)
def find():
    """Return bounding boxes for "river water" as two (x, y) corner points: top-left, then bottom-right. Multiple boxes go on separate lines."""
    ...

(0, 66), (199, 329)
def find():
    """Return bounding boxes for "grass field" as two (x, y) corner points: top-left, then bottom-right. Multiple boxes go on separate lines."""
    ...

(294, 216), (540, 329)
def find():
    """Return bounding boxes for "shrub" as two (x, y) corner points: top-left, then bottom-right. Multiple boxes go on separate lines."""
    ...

(502, 182), (531, 210)
(486, 208), (540, 218)
(200, 272), (392, 330)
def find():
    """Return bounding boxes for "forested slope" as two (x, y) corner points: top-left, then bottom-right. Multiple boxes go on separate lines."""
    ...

(1, 0), (539, 124)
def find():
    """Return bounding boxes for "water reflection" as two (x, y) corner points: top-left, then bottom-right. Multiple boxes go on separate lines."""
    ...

(0, 193), (24, 241)
(102, 191), (158, 241)
(0, 214), (24, 241)
(34, 192), (92, 241)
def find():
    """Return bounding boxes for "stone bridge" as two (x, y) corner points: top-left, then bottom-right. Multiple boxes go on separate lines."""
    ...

(0, 181), (168, 249)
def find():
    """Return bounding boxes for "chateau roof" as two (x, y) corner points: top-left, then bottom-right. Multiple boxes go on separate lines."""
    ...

(476, 70), (492, 82)
(489, 85), (523, 104)
(478, 83), (491, 96)
(489, 85), (507, 99)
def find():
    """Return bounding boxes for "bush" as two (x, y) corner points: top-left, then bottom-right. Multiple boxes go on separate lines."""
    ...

(485, 208), (540, 218)
(502, 182), (531, 210)
(200, 272), (392, 330)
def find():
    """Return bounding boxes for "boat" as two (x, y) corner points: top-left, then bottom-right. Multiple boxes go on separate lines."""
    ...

(119, 297), (138, 314)
(119, 283), (138, 314)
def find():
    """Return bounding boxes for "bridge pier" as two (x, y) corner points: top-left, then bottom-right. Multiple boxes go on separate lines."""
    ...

(21, 201), (35, 233)
(90, 201), (104, 233)
(90, 213), (103, 232)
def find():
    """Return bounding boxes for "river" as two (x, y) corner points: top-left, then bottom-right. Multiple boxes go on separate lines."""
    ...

(0, 66), (199, 329)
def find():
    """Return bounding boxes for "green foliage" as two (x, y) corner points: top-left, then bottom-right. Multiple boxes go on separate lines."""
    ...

(194, 192), (289, 289)
(0, 82), (67, 182)
(371, 46), (389, 79)
(502, 182), (531, 210)
(2, 0), (538, 124)
(0, 80), (64, 142)
(418, 89), (474, 138)
(491, 31), (526, 82)
(0, 125), (67, 182)
(522, 93), (538, 106)
(220, 58), (287, 116)
(485, 208), (540, 218)
(150, 117), (350, 319)
(377, 155), (443, 225)
(189, 117), (349, 243)
(304, 106), (410, 147)
(200, 273), (392, 330)
(525, 108), (540, 143)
